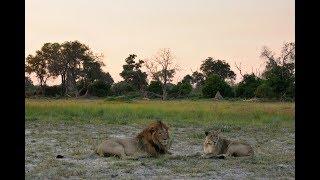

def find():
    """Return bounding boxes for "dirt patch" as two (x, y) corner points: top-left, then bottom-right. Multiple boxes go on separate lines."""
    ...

(25, 121), (295, 179)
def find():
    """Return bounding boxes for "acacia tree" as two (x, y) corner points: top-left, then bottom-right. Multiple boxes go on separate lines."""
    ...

(173, 77), (193, 98)
(145, 48), (178, 100)
(235, 74), (262, 98)
(191, 71), (205, 88)
(40, 43), (65, 91)
(202, 74), (234, 98)
(78, 54), (114, 96)
(43, 41), (105, 96)
(60, 41), (91, 96)
(260, 42), (295, 100)
(26, 41), (113, 97)
(181, 74), (193, 84)
(120, 54), (148, 95)
(25, 51), (51, 95)
(200, 57), (236, 81)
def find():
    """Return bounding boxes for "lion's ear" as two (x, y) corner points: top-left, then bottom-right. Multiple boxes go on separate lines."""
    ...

(205, 131), (209, 136)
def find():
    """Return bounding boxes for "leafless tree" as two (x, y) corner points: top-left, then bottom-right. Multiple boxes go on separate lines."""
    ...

(145, 48), (178, 100)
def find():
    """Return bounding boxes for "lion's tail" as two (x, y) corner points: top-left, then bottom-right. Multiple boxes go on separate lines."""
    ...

(55, 152), (98, 160)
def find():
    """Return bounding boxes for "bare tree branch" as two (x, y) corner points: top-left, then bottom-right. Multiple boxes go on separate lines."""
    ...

(234, 62), (244, 78)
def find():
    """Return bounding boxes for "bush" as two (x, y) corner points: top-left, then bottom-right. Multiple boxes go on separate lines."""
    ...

(25, 76), (36, 97)
(147, 81), (162, 95)
(44, 85), (63, 97)
(165, 82), (193, 99)
(105, 91), (141, 102)
(105, 96), (133, 102)
(25, 76), (33, 87)
(287, 82), (295, 99)
(235, 74), (262, 98)
(88, 80), (111, 97)
(177, 82), (192, 96)
(25, 86), (37, 97)
(255, 83), (275, 98)
(110, 81), (135, 96)
(76, 80), (87, 96)
(263, 63), (294, 99)
(168, 84), (178, 98)
(202, 74), (234, 98)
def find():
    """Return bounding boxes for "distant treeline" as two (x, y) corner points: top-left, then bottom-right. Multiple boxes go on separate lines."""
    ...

(25, 41), (295, 101)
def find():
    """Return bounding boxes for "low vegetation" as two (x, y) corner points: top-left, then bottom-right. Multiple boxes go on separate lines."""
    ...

(26, 99), (294, 127)
(25, 99), (295, 179)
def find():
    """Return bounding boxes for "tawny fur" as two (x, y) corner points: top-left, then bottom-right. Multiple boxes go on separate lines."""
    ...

(202, 130), (254, 159)
(95, 121), (172, 159)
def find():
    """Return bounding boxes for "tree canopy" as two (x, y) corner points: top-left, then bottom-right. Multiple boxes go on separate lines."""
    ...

(236, 74), (262, 98)
(200, 57), (236, 80)
(120, 54), (148, 93)
(202, 74), (234, 98)
(260, 42), (295, 99)
(25, 41), (113, 97)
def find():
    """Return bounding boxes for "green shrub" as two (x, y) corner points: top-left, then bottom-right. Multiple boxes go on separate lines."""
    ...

(88, 80), (111, 97)
(235, 74), (262, 98)
(111, 81), (135, 96)
(177, 82), (192, 96)
(255, 83), (275, 98)
(147, 81), (162, 95)
(202, 74), (234, 98)
(44, 85), (63, 97)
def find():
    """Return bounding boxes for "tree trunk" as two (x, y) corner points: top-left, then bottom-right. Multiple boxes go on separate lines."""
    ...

(61, 74), (66, 96)
(39, 85), (45, 96)
(162, 86), (167, 100)
(162, 77), (168, 100)
(39, 78), (45, 96)
(84, 89), (89, 97)
(66, 70), (77, 97)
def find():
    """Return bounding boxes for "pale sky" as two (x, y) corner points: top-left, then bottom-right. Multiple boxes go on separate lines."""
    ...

(26, 0), (294, 85)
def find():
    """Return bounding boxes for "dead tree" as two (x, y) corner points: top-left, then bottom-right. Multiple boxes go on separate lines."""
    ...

(145, 48), (178, 100)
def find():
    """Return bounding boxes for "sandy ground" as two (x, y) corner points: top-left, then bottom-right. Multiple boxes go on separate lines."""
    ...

(25, 121), (295, 179)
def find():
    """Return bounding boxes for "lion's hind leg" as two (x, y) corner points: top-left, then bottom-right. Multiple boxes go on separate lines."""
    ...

(96, 140), (126, 158)
(226, 143), (253, 157)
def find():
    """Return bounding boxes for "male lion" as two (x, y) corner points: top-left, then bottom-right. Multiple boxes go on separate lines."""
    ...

(95, 120), (172, 158)
(202, 130), (254, 159)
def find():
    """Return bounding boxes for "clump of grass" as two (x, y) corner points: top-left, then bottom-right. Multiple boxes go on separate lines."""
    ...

(104, 96), (134, 103)
(154, 156), (169, 166)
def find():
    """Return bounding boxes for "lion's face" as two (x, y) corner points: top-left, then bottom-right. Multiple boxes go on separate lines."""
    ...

(136, 120), (171, 155)
(203, 130), (220, 154)
(153, 126), (170, 146)
(204, 130), (220, 145)
(148, 121), (170, 147)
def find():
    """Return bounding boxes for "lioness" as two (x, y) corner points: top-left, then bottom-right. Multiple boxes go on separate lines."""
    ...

(202, 130), (254, 159)
(95, 120), (172, 158)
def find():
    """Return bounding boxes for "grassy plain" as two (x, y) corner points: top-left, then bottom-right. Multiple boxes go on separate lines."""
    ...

(26, 99), (294, 127)
(25, 99), (295, 179)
